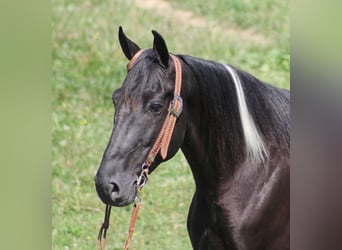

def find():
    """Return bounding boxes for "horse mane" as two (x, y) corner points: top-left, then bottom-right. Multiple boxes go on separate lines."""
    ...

(178, 55), (290, 167)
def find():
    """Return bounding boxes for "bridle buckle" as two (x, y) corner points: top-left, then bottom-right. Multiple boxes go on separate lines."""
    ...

(137, 163), (149, 190)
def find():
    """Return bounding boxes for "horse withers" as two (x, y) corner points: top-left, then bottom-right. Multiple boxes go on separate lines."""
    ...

(95, 27), (290, 249)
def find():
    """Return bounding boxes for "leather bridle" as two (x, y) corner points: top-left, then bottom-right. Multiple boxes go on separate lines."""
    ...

(97, 50), (183, 250)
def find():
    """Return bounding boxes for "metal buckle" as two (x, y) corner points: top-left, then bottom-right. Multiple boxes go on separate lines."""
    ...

(137, 163), (149, 190)
(170, 95), (183, 117)
(134, 195), (141, 206)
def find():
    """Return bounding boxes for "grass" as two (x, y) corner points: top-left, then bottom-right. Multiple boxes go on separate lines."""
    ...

(52, 0), (289, 249)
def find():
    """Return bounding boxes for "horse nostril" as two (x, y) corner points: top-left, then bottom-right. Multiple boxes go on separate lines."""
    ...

(110, 182), (120, 194)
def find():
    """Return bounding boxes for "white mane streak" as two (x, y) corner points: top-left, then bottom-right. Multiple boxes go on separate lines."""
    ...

(224, 65), (268, 162)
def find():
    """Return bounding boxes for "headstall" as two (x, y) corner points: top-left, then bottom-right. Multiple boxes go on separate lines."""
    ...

(97, 50), (183, 250)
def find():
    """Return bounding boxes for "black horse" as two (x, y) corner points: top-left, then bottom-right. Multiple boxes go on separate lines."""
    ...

(95, 27), (290, 249)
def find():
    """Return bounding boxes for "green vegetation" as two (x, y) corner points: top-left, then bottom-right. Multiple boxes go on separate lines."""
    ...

(52, 0), (289, 249)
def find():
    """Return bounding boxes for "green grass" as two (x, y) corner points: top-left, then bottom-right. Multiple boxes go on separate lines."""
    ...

(52, 0), (289, 249)
(168, 0), (289, 37)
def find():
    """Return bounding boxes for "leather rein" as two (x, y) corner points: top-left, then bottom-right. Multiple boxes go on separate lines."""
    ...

(97, 50), (183, 250)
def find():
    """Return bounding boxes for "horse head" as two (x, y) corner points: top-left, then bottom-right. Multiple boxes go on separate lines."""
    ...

(94, 27), (189, 206)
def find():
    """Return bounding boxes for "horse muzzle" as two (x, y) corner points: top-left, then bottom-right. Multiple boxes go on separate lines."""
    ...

(94, 172), (137, 207)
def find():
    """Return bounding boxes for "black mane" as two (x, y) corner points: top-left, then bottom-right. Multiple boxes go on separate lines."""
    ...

(179, 55), (290, 167)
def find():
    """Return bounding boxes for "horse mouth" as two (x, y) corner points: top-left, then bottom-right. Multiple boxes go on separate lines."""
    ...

(109, 196), (136, 207)
(101, 190), (136, 207)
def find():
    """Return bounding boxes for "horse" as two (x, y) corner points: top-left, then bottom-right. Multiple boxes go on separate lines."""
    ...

(95, 27), (290, 249)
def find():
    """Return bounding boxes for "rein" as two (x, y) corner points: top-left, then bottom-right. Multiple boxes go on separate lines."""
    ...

(97, 50), (183, 250)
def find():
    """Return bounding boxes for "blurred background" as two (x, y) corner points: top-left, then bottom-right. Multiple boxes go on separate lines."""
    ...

(52, 0), (289, 249)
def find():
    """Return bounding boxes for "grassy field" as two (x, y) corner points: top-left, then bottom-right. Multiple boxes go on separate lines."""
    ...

(52, 0), (289, 249)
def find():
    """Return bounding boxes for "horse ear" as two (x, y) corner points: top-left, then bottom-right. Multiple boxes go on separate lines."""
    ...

(152, 30), (169, 68)
(118, 26), (141, 60)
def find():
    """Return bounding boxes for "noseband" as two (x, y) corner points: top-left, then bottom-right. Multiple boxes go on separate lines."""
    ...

(97, 50), (184, 250)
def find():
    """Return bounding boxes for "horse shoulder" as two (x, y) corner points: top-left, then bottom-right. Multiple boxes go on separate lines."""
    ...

(215, 156), (289, 249)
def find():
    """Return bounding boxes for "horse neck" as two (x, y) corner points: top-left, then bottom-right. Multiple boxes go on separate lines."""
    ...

(179, 57), (246, 193)
(179, 55), (289, 194)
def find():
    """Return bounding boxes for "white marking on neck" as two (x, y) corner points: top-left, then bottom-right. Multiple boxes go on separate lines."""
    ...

(224, 65), (268, 162)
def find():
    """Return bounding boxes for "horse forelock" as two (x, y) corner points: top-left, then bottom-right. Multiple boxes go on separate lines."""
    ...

(122, 52), (170, 110)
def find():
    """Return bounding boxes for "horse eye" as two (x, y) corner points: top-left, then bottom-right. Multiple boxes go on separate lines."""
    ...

(149, 102), (163, 114)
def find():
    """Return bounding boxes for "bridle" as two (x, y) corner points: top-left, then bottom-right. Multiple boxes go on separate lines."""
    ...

(97, 50), (183, 250)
